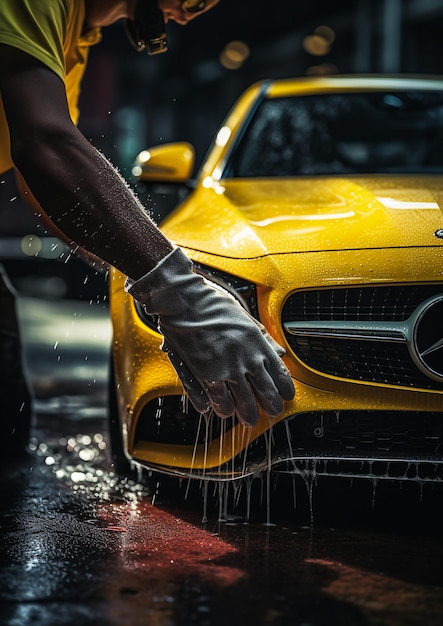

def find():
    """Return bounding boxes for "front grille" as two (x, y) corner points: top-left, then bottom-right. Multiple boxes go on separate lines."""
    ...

(282, 284), (443, 322)
(290, 335), (441, 388)
(282, 285), (443, 390)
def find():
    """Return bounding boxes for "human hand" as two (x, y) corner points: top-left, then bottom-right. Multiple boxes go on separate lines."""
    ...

(126, 248), (295, 426)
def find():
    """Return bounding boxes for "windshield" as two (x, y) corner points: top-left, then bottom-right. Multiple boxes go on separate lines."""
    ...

(225, 91), (443, 177)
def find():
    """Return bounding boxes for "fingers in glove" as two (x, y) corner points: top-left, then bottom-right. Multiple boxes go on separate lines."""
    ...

(246, 354), (295, 418)
(227, 379), (259, 427)
(164, 344), (211, 414)
(257, 323), (286, 358)
(164, 342), (238, 420)
(250, 320), (293, 393)
(203, 380), (235, 419)
(246, 370), (284, 418)
(269, 358), (296, 401)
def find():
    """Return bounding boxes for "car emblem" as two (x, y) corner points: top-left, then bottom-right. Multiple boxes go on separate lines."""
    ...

(435, 229), (443, 239)
(410, 295), (443, 382)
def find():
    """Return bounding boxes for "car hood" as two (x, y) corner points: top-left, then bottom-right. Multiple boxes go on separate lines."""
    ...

(161, 176), (443, 258)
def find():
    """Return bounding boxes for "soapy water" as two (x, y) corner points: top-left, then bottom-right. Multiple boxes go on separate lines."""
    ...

(30, 403), (443, 525)
(29, 433), (150, 506)
(29, 418), (284, 523)
(147, 402), (443, 523)
(29, 426), (270, 522)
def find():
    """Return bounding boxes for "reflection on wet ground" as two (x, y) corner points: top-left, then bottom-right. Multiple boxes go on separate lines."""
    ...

(0, 297), (443, 626)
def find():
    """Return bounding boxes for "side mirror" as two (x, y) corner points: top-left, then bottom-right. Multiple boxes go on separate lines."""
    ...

(132, 142), (195, 183)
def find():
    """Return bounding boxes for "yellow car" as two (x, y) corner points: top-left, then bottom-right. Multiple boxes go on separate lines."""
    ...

(109, 75), (443, 487)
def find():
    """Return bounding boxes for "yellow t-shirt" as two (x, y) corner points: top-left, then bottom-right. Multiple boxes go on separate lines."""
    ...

(0, 0), (101, 174)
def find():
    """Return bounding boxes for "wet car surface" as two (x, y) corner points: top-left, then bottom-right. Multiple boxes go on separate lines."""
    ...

(109, 76), (443, 483)
(1, 297), (443, 626)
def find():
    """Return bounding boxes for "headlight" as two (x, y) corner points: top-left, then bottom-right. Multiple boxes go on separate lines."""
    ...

(192, 262), (258, 318)
(134, 263), (258, 332)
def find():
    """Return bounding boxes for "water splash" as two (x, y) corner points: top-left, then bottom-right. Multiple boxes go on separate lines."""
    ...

(29, 432), (150, 505)
(175, 407), (443, 526)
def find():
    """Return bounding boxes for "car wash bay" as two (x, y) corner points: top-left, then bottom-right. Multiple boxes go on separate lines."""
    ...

(0, 296), (443, 626)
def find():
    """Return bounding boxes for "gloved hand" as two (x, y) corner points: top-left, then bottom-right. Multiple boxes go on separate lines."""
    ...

(125, 248), (295, 426)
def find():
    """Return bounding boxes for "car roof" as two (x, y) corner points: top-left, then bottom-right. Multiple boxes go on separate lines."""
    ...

(261, 74), (443, 98)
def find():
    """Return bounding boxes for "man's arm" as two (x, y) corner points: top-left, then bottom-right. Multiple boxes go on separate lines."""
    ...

(0, 44), (173, 279)
(0, 43), (295, 425)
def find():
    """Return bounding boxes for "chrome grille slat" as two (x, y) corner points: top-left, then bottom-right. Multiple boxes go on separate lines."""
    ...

(282, 285), (443, 390)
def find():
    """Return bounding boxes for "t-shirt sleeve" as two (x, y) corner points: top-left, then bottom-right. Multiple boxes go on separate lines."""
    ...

(0, 0), (69, 82)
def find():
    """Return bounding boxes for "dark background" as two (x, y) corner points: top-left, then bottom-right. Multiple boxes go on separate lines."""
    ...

(1, 0), (443, 299)
(79, 0), (443, 175)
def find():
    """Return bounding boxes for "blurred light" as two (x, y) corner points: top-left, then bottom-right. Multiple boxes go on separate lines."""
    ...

(133, 149), (151, 177)
(215, 125), (231, 147)
(79, 448), (96, 462)
(201, 176), (224, 194)
(303, 34), (330, 56)
(314, 25), (335, 44)
(21, 234), (42, 257)
(138, 150), (151, 163)
(71, 471), (86, 483)
(220, 40), (250, 70)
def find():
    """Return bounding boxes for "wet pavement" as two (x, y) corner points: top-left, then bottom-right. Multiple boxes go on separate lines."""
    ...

(1, 297), (443, 626)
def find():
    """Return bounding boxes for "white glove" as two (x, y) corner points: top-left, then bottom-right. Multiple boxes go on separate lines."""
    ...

(125, 248), (295, 426)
